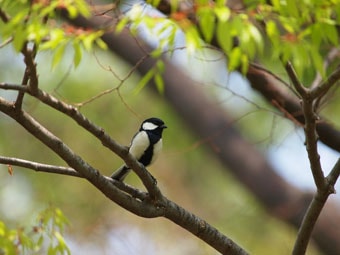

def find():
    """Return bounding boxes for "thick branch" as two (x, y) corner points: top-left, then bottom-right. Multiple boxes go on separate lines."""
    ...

(0, 97), (159, 218)
(33, 89), (161, 198)
(0, 79), (160, 196)
(164, 199), (248, 255)
(0, 95), (247, 254)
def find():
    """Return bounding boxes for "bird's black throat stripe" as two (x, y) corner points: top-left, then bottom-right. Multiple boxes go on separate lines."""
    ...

(138, 131), (161, 166)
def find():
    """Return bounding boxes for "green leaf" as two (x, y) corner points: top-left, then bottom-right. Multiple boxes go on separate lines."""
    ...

(38, 1), (59, 18)
(67, 5), (78, 19)
(150, 48), (163, 58)
(82, 34), (94, 51)
(52, 44), (66, 69)
(248, 25), (263, 53)
(286, 0), (299, 17)
(48, 245), (55, 255)
(266, 20), (281, 48)
(95, 38), (107, 50)
(215, 0), (227, 7)
(216, 21), (232, 53)
(73, 41), (82, 68)
(74, 0), (91, 17)
(115, 17), (130, 34)
(134, 69), (155, 94)
(228, 47), (242, 71)
(54, 231), (70, 254)
(310, 23), (322, 48)
(154, 73), (164, 94)
(184, 26), (202, 52)
(146, 0), (162, 7)
(240, 53), (249, 74)
(40, 29), (65, 50)
(214, 6), (230, 22)
(198, 8), (215, 42)
(12, 25), (27, 52)
(156, 59), (165, 73)
(322, 23), (338, 45)
(0, 221), (5, 236)
(54, 208), (69, 230)
(310, 46), (325, 77)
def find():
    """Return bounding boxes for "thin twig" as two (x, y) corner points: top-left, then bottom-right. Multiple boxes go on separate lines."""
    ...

(311, 47), (340, 89)
(284, 61), (307, 97)
(0, 8), (10, 23)
(0, 37), (13, 48)
(15, 43), (31, 110)
(326, 158), (340, 188)
(0, 83), (29, 92)
(302, 97), (325, 190)
(311, 64), (340, 100)
(0, 156), (81, 176)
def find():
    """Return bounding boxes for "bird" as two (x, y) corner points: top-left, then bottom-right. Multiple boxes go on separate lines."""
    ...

(111, 117), (167, 181)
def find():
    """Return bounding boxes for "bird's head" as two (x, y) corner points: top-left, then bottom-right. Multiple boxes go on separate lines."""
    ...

(141, 117), (167, 134)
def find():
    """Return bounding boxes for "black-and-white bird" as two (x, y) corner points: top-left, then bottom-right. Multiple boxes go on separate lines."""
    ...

(111, 117), (167, 181)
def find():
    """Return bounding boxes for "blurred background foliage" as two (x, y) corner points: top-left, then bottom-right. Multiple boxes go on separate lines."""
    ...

(0, 44), (323, 254)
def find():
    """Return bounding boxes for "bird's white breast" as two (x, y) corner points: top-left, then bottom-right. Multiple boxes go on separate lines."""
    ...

(151, 138), (163, 164)
(129, 131), (150, 159)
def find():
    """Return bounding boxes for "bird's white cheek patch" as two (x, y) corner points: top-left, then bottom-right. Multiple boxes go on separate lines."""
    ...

(142, 122), (158, 130)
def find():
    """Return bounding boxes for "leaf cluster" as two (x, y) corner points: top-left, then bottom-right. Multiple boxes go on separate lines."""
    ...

(0, 206), (70, 255)
(116, 0), (340, 77)
(0, 0), (107, 68)
(256, 0), (340, 78)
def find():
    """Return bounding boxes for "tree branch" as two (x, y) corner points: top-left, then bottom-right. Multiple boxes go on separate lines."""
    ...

(0, 95), (248, 254)
(0, 155), (149, 201)
(32, 88), (162, 198)
(284, 62), (325, 190)
(0, 97), (159, 218)
(0, 8), (10, 23)
(60, 8), (340, 254)
(311, 47), (340, 89)
(311, 64), (340, 100)
(0, 82), (29, 92)
(284, 61), (307, 97)
(292, 158), (340, 255)
(0, 155), (81, 177)
(246, 63), (340, 153)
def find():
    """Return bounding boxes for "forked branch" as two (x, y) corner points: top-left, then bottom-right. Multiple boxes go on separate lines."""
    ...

(0, 91), (248, 255)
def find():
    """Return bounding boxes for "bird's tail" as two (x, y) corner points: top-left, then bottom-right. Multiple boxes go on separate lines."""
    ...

(111, 165), (131, 181)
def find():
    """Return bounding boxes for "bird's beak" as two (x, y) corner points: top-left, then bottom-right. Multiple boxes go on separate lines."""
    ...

(162, 125), (167, 129)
